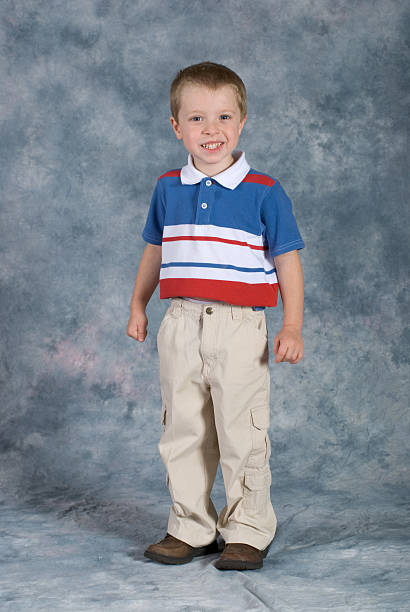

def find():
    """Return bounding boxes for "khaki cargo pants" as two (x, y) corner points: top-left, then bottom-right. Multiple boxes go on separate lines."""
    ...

(156, 297), (277, 551)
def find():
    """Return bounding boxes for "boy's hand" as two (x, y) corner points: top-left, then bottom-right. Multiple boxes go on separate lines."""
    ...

(126, 309), (148, 342)
(273, 325), (304, 364)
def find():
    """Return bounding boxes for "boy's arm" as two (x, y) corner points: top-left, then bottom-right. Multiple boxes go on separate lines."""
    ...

(127, 243), (162, 341)
(272, 250), (304, 363)
(274, 250), (304, 330)
(130, 243), (162, 309)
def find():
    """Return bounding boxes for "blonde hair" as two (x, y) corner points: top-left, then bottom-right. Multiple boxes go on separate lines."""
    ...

(170, 61), (247, 123)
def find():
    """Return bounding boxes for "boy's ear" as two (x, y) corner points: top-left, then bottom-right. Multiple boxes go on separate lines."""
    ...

(170, 116), (182, 139)
(239, 114), (247, 133)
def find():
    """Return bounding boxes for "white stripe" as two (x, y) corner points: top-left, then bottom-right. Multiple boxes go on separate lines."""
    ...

(162, 224), (276, 274)
(160, 264), (278, 285)
(163, 223), (266, 248)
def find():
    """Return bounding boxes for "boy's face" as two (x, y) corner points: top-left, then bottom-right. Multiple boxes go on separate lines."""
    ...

(170, 83), (247, 176)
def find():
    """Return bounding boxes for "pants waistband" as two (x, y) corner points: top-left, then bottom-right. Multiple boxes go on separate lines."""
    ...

(169, 297), (265, 321)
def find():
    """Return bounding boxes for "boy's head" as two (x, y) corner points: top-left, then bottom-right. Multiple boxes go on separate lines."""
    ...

(169, 62), (247, 176)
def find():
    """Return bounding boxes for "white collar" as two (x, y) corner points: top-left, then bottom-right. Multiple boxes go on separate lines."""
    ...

(180, 149), (250, 190)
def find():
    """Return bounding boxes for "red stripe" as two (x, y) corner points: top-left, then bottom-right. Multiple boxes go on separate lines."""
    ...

(162, 235), (268, 251)
(242, 174), (277, 187)
(160, 278), (278, 307)
(158, 170), (181, 180)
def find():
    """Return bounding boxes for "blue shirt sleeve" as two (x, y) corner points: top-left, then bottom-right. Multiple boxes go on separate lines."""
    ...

(260, 182), (305, 257)
(141, 179), (165, 245)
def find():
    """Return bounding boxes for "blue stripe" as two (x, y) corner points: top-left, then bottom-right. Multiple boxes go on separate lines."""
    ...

(161, 261), (276, 274)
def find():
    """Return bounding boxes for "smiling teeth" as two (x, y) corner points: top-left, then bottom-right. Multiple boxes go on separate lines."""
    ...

(202, 143), (223, 149)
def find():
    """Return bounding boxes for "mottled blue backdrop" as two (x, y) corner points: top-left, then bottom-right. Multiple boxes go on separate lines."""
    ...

(1, 1), (409, 610)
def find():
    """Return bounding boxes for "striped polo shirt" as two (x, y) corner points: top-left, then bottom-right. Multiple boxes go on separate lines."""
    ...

(142, 150), (305, 308)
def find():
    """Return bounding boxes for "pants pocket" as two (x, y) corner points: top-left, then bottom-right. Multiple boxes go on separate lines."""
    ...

(157, 303), (182, 346)
(247, 405), (270, 468)
(245, 311), (268, 341)
(157, 315), (171, 345)
(243, 465), (272, 513)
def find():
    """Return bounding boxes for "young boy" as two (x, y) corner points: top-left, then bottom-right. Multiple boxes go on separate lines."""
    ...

(127, 62), (305, 571)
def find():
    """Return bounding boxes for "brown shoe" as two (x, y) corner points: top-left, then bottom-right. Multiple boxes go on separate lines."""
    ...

(144, 532), (220, 565)
(213, 541), (272, 570)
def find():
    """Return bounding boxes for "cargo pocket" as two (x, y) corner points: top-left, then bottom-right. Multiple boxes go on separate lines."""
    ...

(243, 465), (272, 513)
(247, 405), (270, 468)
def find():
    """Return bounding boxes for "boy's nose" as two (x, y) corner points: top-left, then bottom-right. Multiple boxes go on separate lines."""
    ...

(203, 121), (219, 134)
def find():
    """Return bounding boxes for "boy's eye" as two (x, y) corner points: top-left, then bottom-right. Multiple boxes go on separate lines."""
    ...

(189, 115), (232, 121)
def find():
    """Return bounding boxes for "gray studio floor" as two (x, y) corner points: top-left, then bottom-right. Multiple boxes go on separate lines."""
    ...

(1, 478), (409, 612)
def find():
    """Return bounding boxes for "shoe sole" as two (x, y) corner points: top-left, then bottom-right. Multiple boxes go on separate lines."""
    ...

(144, 539), (220, 565)
(214, 559), (263, 570)
(213, 541), (272, 571)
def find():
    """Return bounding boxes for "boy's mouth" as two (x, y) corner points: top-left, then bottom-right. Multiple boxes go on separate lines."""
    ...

(201, 142), (224, 151)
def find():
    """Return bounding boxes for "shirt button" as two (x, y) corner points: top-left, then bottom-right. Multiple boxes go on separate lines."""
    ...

(201, 202), (207, 209)
(205, 179), (212, 186)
